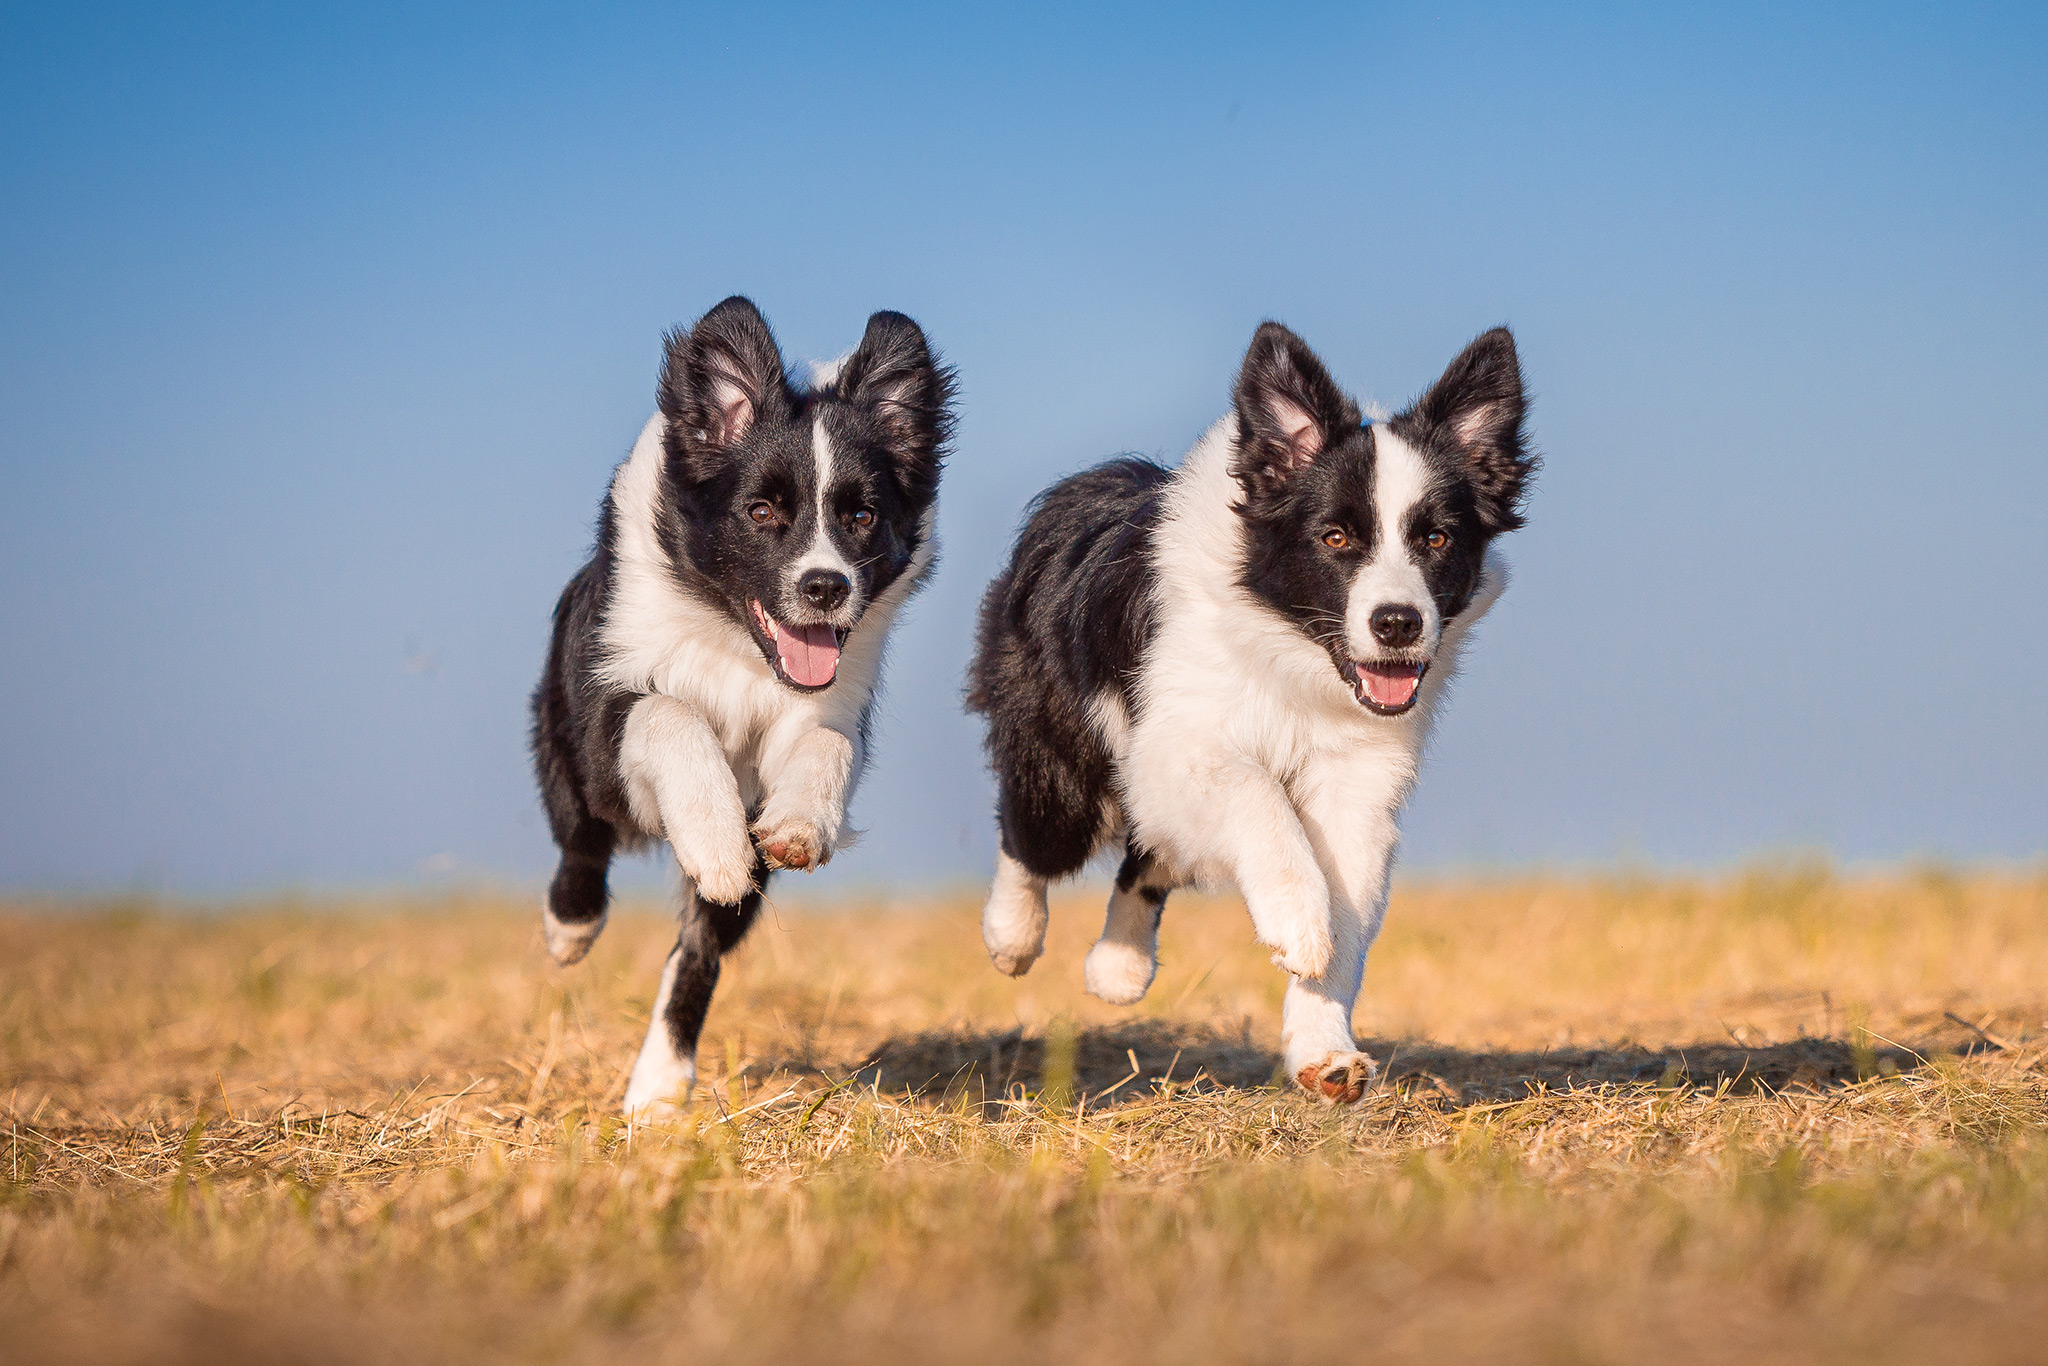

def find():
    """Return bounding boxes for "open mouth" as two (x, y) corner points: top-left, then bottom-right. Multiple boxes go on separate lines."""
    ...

(749, 599), (848, 690)
(1339, 659), (1427, 716)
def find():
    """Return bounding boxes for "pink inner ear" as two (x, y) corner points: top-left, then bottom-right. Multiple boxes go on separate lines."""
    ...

(1272, 396), (1321, 466)
(1449, 401), (1500, 452)
(710, 376), (754, 445)
(870, 392), (912, 439)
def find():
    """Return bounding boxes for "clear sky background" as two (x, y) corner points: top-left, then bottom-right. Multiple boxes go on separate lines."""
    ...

(2, 3), (2044, 897)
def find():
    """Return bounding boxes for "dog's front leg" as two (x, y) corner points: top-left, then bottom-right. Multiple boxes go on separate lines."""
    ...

(619, 695), (757, 905)
(1145, 752), (1334, 980)
(750, 723), (856, 873)
(622, 884), (762, 1119)
(1278, 766), (1404, 1104)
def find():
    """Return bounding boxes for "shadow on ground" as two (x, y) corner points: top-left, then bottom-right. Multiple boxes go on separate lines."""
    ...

(781, 1019), (1993, 1107)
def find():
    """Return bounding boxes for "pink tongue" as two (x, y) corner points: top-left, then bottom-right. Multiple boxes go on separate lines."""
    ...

(773, 620), (841, 687)
(1361, 665), (1421, 708)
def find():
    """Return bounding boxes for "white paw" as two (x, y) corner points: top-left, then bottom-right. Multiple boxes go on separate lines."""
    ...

(541, 902), (606, 967)
(1083, 937), (1155, 1005)
(983, 883), (1049, 977)
(623, 1055), (696, 1120)
(1265, 915), (1335, 981)
(623, 1092), (684, 1122)
(672, 826), (757, 906)
(987, 941), (1042, 977)
(750, 809), (836, 873)
(1292, 1050), (1376, 1105)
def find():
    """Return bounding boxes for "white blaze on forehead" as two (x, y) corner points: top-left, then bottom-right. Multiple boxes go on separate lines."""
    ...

(1368, 426), (1432, 558)
(788, 414), (859, 606)
(1345, 425), (1441, 658)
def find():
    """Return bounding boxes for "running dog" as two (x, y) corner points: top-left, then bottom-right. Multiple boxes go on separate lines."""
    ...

(531, 296), (955, 1116)
(967, 321), (1533, 1102)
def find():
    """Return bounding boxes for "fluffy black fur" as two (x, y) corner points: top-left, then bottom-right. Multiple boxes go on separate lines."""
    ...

(966, 458), (1170, 879)
(531, 545), (636, 919)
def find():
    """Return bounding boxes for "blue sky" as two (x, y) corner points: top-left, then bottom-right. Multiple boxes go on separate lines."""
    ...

(2, 3), (2044, 896)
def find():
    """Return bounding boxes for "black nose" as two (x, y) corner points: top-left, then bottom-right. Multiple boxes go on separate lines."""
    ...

(1369, 604), (1423, 647)
(799, 569), (851, 613)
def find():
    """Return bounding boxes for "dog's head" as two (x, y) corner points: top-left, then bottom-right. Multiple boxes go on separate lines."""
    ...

(656, 297), (955, 691)
(1229, 321), (1535, 715)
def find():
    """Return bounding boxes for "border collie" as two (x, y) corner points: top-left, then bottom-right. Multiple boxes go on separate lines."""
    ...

(967, 322), (1533, 1102)
(531, 296), (955, 1117)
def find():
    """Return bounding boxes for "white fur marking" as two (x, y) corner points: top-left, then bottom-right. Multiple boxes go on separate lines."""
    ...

(1087, 689), (1132, 758)
(623, 946), (696, 1118)
(1346, 426), (1440, 659)
(982, 849), (1049, 976)
(1084, 880), (1161, 1005)
(541, 893), (605, 967)
(789, 416), (861, 621)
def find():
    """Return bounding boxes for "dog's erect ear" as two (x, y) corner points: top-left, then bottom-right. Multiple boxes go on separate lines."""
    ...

(658, 296), (787, 477)
(1409, 327), (1535, 533)
(837, 310), (956, 503)
(1231, 322), (1359, 496)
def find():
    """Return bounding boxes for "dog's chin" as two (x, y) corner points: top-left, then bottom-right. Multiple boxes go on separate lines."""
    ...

(1335, 657), (1429, 717)
(748, 599), (851, 693)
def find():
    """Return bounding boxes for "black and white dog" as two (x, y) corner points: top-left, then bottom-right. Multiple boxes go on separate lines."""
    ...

(531, 296), (955, 1117)
(968, 322), (1533, 1102)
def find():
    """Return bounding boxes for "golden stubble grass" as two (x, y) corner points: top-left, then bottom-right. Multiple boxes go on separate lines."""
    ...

(3, 865), (2046, 1365)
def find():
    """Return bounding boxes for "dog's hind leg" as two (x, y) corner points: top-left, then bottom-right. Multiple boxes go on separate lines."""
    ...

(542, 817), (617, 967)
(623, 858), (769, 1119)
(982, 846), (1050, 977)
(1084, 844), (1173, 1005)
(981, 740), (1112, 977)
(532, 572), (624, 967)
(533, 665), (618, 966)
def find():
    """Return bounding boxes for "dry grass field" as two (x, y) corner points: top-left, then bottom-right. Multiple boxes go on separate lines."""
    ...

(4, 865), (2046, 1365)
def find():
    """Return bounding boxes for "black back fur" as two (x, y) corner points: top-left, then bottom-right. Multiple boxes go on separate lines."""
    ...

(966, 458), (1170, 878)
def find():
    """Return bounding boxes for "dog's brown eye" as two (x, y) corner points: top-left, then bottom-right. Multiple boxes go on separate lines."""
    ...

(1321, 528), (1348, 550)
(1424, 530), (1449, 551)
(747, 501), (775, 525)
(850, 507), (875, 528)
